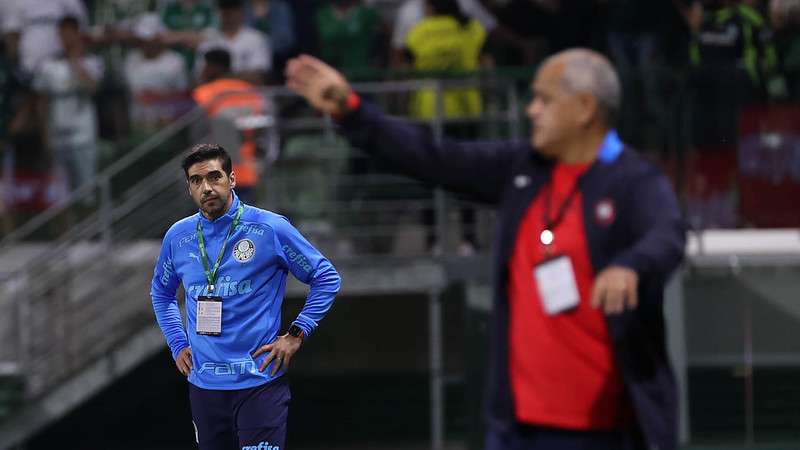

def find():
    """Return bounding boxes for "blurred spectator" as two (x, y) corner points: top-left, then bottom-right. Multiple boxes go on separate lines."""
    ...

(124, 13), (191, 130)
(193, 49), (267, 203)
(196, 0), (272, 84)
(690, 0), (779, 95)
(316, 0), (383, 76)
(5, 0), (89, 75)
(770, 0), (800, 97)
(392, 0), (556, 69)
(686, 0), (781, 144)
(2, 14), (57, 224)
(248, 0), (296, 75)
(33, 16), (103, 194)
(405, 0), (488, 254)
(405, 0), (487, 119)
(392, 0), (494, 68)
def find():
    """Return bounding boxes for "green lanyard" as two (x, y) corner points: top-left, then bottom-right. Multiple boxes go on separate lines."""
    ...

(196, 204), (244, 293)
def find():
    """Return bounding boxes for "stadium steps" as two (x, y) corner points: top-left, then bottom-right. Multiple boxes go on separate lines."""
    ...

(0, 240), (168, 449)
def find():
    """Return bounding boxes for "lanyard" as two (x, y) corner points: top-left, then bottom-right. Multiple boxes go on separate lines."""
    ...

(196, 204), (244, 293)
(540, 179), (581, 248)
(538, 129), (621, 249)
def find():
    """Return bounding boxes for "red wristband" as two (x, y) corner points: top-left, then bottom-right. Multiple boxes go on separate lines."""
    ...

(345, 91), (360, 112)
(332, 91), (360, 121)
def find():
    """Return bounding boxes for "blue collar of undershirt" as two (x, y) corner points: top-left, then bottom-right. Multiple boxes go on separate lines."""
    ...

(597, 130), (623, 164)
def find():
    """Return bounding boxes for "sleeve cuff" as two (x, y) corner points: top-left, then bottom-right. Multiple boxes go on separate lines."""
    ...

(292, 316), (317, 339)
(171, 342), (189, 361)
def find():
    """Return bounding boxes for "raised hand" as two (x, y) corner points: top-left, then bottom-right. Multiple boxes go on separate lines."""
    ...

(285, 54), (353, 117)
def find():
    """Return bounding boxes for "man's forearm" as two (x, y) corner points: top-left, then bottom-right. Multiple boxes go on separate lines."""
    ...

(152, 295), (189, 359)
(292, 260), (340, 337)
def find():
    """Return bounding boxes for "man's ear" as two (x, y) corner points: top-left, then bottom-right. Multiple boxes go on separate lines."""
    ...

(577, 93), (599, 128)
(229, 171), (236, 189)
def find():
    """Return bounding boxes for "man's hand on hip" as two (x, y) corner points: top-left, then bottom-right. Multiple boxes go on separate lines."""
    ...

(591, 266), (639, 315)
(253, 334), (303, 376)
(176, 346), (192, 376)
(285, 54), (353, 117)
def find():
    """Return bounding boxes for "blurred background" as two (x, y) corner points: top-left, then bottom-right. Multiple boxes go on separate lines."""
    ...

(0, 0), (800, 449)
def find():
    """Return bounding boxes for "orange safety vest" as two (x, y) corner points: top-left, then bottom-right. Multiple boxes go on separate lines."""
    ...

(192, 79), (264, 187)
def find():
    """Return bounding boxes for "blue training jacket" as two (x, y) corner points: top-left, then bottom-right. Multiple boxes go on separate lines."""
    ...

(151, 192), (341, 390)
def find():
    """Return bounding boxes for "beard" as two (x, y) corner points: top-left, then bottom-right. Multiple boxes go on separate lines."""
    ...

(200, 195), (226, 218)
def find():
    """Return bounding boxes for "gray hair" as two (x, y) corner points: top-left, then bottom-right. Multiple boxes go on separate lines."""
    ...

(545, 48), (621, 127)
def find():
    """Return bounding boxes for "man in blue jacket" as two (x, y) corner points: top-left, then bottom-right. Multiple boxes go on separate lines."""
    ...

(286, 49), (685, 450)
(151, 143), (341, 450)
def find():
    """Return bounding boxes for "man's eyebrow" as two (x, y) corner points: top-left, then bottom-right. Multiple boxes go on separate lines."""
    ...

(189, 170), (222, 179)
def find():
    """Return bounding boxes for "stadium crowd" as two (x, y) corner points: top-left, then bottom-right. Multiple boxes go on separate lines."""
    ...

(0, 0), (799, 233)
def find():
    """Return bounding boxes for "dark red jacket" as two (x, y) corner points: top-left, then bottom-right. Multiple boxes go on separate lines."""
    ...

(338, 102), (686, 450)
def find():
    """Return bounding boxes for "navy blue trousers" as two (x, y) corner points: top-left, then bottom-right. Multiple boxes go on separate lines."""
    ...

(189, 376), (290, 450)
(486, 423), (640, 450)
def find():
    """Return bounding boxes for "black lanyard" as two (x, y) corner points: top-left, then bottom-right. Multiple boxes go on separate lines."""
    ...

(540, 177), (582, 247)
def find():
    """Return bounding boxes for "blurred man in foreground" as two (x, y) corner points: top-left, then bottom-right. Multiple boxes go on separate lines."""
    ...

(286, 48), (686, 449)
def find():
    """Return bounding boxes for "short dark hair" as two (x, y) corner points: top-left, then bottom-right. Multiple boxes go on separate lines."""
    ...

(58, 15), (80, 30)
(204, 48), (232, 72)
(182, 144), (232, 177)
(217, 0), (244, 10)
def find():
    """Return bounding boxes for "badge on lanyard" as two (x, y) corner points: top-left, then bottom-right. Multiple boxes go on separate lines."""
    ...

(197, 295), (223, 336)
(194, 204), (244, 336)
(534, 255), (580, 315)
(534, 178), (582, 315)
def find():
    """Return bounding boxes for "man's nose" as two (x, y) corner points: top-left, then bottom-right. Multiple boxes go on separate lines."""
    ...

(527, 99), (541, 120)
(526, 102), (536, 120)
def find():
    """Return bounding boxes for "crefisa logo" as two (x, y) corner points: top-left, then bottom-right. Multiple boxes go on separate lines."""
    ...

(242, 442), (280, 450)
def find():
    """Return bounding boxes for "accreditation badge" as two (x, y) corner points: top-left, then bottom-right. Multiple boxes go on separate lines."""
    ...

(196, 295), (222, 336)
(533, 255), (580, 315)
